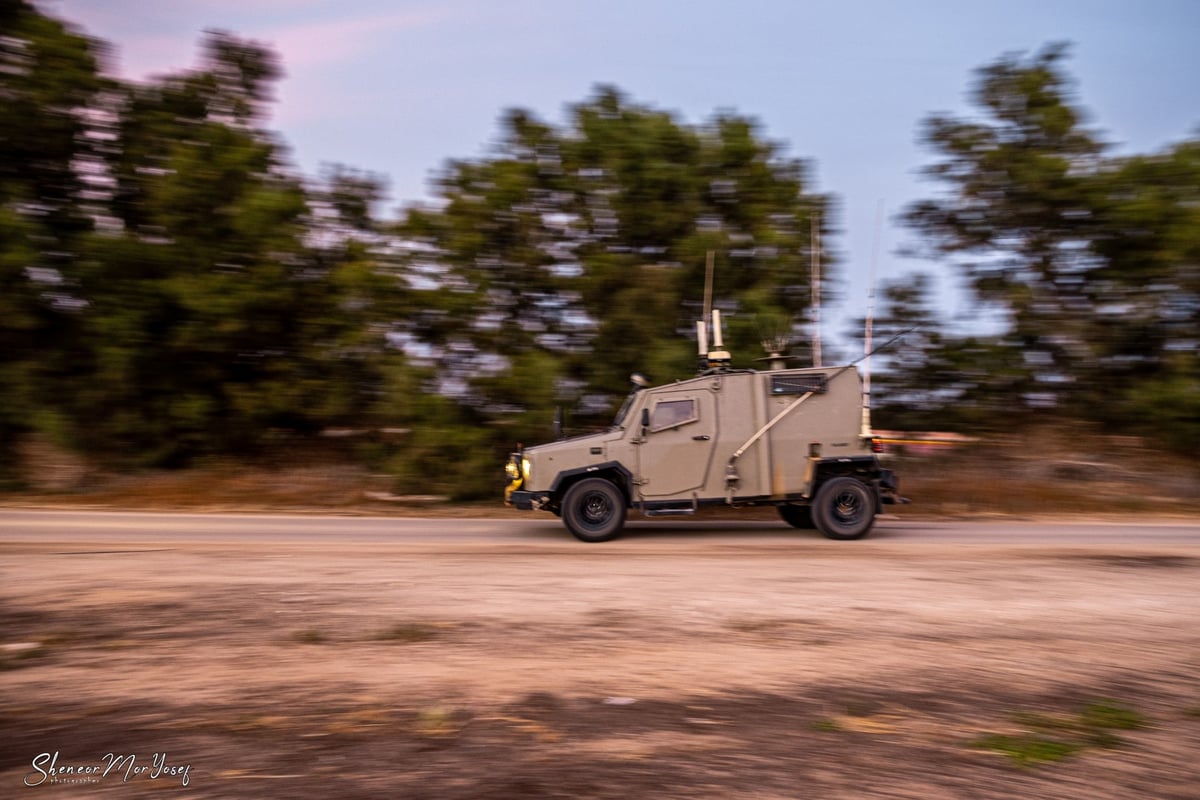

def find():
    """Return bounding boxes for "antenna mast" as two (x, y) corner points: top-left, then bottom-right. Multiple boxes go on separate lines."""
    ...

(697, 250), (714, 361)
(697, 251), (730, 370)
(811, 213), (822, 368)
(703, 250), (715, 327)
(861, 200), (884, 437)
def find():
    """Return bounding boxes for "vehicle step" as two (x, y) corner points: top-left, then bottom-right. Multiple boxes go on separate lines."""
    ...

(643, 508), (696, 517)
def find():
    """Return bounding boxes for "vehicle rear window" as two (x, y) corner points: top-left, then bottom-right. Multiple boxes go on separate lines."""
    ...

(770, 374), (827, 395)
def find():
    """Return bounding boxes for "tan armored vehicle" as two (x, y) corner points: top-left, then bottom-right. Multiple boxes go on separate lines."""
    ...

(505, 309), (903, 542)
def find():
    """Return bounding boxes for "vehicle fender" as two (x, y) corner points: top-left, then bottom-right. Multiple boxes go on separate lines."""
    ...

(549, 461), (634, 503)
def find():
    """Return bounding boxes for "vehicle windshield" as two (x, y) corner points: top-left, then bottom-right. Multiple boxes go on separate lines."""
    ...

(612, 390), (639, 428)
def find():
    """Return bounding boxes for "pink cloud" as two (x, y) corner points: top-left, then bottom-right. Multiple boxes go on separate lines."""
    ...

(263, 9), (445, 72)
(43, 1), (445, 79)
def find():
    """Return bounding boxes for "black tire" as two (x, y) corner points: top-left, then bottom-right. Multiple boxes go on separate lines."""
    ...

(811, 477), (875, 540)
(561, 478), (627, 543)
(777, 504), (815, 529)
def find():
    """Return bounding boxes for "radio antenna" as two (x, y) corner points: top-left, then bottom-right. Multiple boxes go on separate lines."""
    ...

(862, 200), (883, 437)
(697, 250), (730, 370)
(703, 250), (715, 331)
(811, 213), (822, 368)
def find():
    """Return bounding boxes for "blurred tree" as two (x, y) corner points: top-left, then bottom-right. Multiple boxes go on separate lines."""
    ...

(903, 44), (1199, 451)
(1088, 139), (1200, 448)
(83, 33), (409, 463)
(7, 2), (1195, 497)
(392, 87), (830, 462)
(297, 165), (404, 434)
(903, 43), (1106, 412)
(60, 31), (312, 462)
(0, 0), (105, 478)
(7, 5), (843, 496)
(851, 274), (1031, 432)
(1, 17), (399, 467)
(0, 0), (103, 240)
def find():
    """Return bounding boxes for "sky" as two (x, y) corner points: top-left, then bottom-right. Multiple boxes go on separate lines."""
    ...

(41, 0), (1200, 350)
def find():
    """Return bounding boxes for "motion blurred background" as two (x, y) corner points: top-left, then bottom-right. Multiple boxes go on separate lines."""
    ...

(2, 0), (1197, 503)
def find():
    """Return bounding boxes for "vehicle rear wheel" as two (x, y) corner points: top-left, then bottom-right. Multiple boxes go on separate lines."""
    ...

(561, 478), (626, 543)
(812, 477), (875, 540)
(777, 504), (815, 529)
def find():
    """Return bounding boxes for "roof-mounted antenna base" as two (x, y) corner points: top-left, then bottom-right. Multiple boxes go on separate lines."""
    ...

(705, 350), (732, 369)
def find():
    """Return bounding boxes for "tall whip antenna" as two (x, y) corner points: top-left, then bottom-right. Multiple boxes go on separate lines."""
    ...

(703, 250), (715, 328)
(696, 250), (730, 369)
(862, 200), (884, 437)
(811, 213), (822, 368)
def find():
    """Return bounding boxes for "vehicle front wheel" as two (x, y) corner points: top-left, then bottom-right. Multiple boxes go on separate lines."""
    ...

(561, 478), (627, 543)
(812, 477), (875, 540)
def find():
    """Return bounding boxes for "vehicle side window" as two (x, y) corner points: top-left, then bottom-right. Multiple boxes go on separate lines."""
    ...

(770, 375), (827, 395)
(650, 398), (697, 432)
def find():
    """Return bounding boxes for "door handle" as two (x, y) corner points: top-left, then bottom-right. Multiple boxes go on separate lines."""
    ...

(692, 434), (711, 441)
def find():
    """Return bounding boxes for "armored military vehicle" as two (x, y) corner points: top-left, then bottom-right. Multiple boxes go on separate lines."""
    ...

(504, 308), (903, 542)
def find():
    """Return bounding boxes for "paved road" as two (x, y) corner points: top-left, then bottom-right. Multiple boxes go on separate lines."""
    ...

(1, 508), (1198, 547)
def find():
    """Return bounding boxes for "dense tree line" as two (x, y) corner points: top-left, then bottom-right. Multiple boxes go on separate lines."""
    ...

(2, 4), (1195, 494)
(871, 45), (1198, 452)
(2, 4), (400, 476)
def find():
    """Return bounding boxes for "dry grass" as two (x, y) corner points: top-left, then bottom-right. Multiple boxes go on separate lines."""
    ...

(3, 426), (1197, 519)
(894, 426), (1200, 518)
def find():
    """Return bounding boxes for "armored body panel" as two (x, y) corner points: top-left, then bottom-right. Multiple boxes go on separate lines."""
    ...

(506, 363), (901, 542)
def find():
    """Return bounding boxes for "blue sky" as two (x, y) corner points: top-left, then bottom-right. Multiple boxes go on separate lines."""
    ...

(43, 0), (1200, 349)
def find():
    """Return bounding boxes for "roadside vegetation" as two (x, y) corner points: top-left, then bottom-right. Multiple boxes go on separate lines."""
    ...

(5, 424), (1198, 518)
(970, 700), (1147, 766)
(3, 3), (1196, 499)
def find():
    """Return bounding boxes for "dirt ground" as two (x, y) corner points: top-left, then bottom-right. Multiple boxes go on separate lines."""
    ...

(2, 532), (1199, 799)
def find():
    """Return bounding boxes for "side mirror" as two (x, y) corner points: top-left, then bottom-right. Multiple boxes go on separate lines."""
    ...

(553, 406), (564, 440)
(640, 407), (650, 435)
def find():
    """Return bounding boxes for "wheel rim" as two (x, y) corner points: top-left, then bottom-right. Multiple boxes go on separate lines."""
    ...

(581, 491), (612, 527)
(831, 489), (864, 524)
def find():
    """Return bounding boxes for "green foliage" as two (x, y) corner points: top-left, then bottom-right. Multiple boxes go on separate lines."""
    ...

(2, 12), (400, 468)
(3, 1), (1195, 500)
(903, 44), (1106, 405)
(971, 699), (1146, 766)
(896, 44), (1199, 452)
(0, 1), (107, 475)
(970, 732), (1082, 766)
(386, 86), (829, 495)
(379, 87), (831, 495)
(62, 34), (369, 463)
(0, 1), (103, 238)
(1078, 700), (1146, 739)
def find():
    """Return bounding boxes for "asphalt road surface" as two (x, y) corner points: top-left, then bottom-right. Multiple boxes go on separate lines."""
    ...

(2, 509), (1198, 547)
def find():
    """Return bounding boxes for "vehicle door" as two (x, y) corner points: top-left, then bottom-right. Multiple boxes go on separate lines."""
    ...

(637, 389), (717, 498)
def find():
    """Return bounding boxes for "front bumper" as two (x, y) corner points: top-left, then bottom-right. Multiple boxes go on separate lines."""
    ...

(507, 490), (539, 510)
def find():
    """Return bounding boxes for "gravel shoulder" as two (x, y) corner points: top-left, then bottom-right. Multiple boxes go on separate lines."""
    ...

(2, 528), (1199, 798)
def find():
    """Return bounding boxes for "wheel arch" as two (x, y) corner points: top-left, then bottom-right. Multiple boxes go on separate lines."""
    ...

(548, 462), (634, 508)
(810, 457), (884, 512)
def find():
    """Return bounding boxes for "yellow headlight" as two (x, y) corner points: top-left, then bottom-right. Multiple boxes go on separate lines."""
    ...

(521, 458), (532, 482)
